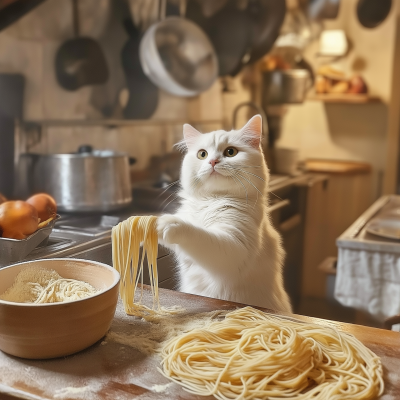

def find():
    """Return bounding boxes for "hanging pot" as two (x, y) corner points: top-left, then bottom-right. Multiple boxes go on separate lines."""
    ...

(356, 0), (392, 29)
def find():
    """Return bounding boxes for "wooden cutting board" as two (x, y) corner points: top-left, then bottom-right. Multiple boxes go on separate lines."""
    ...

(0, 286), (399, 400)
(305, 159), (372, 174)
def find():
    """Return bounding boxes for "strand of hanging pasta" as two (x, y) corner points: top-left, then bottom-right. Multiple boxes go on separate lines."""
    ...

(160, 306), (384, 400)
(112, 215), (181, 320)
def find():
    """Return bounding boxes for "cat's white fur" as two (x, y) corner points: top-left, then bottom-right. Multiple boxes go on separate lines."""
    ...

(157, 115), (292, 312)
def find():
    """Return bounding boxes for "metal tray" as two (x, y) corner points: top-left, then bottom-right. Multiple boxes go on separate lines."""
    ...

(0, 215), (61, 267)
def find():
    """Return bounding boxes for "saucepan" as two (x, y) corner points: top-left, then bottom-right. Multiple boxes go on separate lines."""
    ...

(262, 68), (313, 105)
(15, 146), (135, 213)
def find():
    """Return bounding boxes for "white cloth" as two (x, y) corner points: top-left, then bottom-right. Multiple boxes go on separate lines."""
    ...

(335, 248), (400, 322)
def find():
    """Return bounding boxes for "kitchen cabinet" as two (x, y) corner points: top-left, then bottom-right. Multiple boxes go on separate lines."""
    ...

(269, 177), (308, 312)
(301, 167), (373, 299)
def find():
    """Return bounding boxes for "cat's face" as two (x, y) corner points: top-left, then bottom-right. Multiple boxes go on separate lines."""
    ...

(180, 115), (268, 198)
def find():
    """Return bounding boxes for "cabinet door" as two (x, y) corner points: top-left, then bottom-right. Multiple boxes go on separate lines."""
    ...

(157, 254), (176, 283)
(301, 177), (330, 298)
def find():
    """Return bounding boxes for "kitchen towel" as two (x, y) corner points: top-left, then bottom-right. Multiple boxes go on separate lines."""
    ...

(335, 247), (400, 325)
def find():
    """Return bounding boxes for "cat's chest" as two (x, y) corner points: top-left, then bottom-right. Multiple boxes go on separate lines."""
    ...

(179, 202), (239, 227)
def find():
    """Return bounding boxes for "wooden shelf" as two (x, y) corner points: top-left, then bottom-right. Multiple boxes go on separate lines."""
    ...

(305, 159), (372, 174)
(307, 94), (382, 104)
(19, 118), (223, 127)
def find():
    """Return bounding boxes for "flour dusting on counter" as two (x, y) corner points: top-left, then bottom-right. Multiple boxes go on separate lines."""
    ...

(106, 309), (225, 355)
(151, 383), (173, 393)
(54, 385), (93, 398)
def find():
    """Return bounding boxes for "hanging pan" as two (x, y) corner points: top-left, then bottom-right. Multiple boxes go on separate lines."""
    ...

(55, 0), (109, 91)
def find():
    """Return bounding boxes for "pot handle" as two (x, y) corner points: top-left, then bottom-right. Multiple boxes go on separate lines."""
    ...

(295, 58), (315, 90)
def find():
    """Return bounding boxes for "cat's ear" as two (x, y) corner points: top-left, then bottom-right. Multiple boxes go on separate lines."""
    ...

(240, 115), (262, 148)
(183, 124), (202, 150)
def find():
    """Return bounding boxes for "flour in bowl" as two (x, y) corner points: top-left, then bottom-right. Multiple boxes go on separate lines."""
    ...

(0, 266), (98, 303)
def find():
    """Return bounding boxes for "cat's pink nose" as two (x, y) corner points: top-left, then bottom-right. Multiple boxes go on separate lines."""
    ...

(209, 159), (219, 168)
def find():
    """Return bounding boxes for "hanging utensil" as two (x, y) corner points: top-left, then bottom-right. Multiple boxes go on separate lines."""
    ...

(187, 0), (286, 76)
(121, 18), (159, 119)
(139, 0), (218, 96)
(55, 0), (109, 91)
(186, 0), (251, 77)
(357, 0), (392, 29)
(0, 0), (45, 32)
(308, 0), (341, 20)
(243, 0), (287, 66)
(195, 0), (228, 17)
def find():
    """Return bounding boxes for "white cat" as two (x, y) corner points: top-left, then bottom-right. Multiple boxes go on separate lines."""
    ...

(157, 115), (292, 313)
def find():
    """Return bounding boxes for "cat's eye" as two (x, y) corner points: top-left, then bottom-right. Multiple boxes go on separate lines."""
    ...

(224, 147), (238, 157)
(197, 149), (208, 160)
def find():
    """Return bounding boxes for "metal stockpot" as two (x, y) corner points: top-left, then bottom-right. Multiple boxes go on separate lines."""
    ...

(262, 69), (312, 105)
(16, 146), (133, 212)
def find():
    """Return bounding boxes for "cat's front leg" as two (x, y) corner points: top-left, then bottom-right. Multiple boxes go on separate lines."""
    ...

(157, 214), (188, 245)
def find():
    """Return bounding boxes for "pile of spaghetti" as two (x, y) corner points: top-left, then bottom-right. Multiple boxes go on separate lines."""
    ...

(160, 307), (384, 400)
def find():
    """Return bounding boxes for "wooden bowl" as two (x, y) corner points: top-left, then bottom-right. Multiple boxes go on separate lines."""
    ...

(0, 258), (120, 359)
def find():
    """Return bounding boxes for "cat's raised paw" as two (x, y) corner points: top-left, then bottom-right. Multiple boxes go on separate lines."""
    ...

(157, 214), (186, 245)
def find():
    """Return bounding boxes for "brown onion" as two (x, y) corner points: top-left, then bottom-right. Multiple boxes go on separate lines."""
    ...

(26, 193), (57, 222)
(0, 193), (6, 205)
(348, 75), (368, 94)
(0, 201), (39, 239)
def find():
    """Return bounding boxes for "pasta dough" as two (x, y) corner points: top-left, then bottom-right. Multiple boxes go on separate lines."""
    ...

(112, 215), (180, 320)
(161, 307), (384, 400)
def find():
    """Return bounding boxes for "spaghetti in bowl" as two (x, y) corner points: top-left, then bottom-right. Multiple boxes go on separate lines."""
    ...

(0, 258), (120, 359)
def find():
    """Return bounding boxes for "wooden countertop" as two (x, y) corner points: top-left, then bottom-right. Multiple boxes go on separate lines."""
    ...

(1, 287), (400, 400)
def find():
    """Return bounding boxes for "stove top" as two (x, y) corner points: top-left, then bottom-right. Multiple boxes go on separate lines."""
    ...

(53, 215), (121, 237)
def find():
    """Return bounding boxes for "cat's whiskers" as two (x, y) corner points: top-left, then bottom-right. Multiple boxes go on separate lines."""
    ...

(231, 164), (262, 169)
(235, 172), (260, 209)
(190, 171), (208, 194)
(270, 191), (282, 201)
(159, 180), (181, 196)
(159, 181), (182, 205)
(224, 169), (248, 204)
(226, 169), (262, 209)
(160, 189), (181, 206)
(223, 166), (265, 183)
(219, 166), (259, 204)
(224, 166), (282, 202)
(220, 166), (264, 198)
(162, 194), (181, 211)
(236, 172), (264, 197)
(190, 178), (201, 193)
